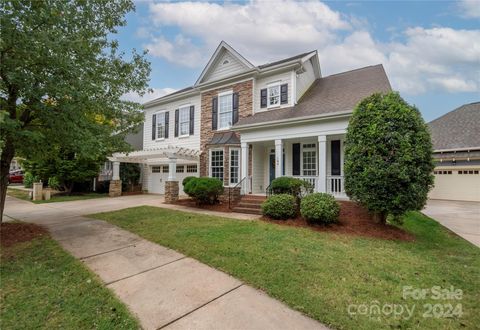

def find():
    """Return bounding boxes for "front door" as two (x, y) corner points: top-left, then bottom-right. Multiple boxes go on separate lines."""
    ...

(269, 153), (275, 184)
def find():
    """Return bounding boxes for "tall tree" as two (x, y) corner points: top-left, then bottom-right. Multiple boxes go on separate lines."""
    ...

(0, 0), (150, 221)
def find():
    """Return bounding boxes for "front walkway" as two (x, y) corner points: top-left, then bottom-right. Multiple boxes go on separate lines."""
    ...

(4, 195), (326, 330)
(423, 199), (480, 248)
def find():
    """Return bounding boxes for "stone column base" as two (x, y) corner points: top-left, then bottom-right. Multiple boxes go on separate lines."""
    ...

(219, 186), (241, 204)
(165, 181), (179, 203)
(109, 180), (122, 197)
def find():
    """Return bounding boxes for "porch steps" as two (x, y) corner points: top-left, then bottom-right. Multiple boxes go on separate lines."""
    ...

(231, 195), (266, 215)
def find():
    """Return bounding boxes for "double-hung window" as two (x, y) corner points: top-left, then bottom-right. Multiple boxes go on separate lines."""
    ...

(218, 92), (233, 129)
(230, 148), (240, 185)
(210, 149), (224, 181)
(179, 106), (190, 136)
(302, 143), (317, 176)
(267, 84), (280, 107)
(156, 112), (166, 139)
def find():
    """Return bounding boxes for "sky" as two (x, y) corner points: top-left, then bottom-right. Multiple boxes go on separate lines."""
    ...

(117, 0), (480, 122)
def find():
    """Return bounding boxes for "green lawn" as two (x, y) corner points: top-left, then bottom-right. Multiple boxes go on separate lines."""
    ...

(7, 188), (107, 203)
(1, 234), (139, 329)
(91, 207), (480, 330)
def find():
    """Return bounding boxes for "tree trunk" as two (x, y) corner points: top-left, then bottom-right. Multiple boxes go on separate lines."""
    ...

(0, 139), (15, 223)
(373, 211), (388, 224)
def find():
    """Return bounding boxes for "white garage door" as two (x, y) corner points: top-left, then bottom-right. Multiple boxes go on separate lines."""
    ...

(429, 168), (480, 202)
(148, 164), (199, 195)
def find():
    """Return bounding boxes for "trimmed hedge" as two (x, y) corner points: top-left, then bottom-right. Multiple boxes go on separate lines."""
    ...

(182, 176), (196, 187)
(271, 176), (313, 198)
(261, 194), (297, 220)
(300, 193), (340, 224)
(184, 177), (224, 205)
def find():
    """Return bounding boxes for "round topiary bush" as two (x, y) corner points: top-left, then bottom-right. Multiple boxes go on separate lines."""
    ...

(182, 176), (196, 188)
(261, 194), (297, 220)
(184, 177), (224, 204)
(300, 193), (340, 224)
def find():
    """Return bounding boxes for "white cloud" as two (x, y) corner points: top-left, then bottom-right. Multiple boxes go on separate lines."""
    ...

(145, 35), (203, 68)
(122, 87), (177, 104)
(458, 0), (480, 18)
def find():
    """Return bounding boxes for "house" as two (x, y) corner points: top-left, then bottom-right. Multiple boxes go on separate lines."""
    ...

(428, 102), (480, 202)
(109, 41), (391, 202)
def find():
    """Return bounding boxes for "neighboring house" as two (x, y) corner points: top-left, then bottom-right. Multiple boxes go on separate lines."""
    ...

(111, 41), (391, 200)
(9, 157), (22, 172)
(428, 102), (480, 202)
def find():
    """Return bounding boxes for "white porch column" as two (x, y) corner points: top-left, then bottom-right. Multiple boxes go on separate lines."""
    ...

(318, 135), (327, 193)
(168, 156), (177, 181)
(275, 139), (283, 179)
(112, 161), (120, 180)
(241, 142), (249, 179)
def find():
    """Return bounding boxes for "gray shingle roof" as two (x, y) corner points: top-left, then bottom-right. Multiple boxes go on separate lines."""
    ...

(235, 64), (391, 127)
(257, 51), (313, 69)
(208, 131), (241, 145)
(428, 102), (480, 151)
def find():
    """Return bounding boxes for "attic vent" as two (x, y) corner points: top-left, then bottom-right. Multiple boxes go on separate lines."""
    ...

(223, 60), (229, 65)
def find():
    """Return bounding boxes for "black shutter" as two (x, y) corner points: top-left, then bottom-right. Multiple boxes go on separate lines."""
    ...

(189, 106), (194, 135)
(152, 114), (156, 140)
(174, 109), (179, 137)
(232, 92), (239, 124)
(260, 88), (267, 108)
(292, 143), (301, 176)
(164, 112), (169, 139)
(280, 84), (288, 104)
(331, 140), (341, 176)
(212, 97), (218, 130)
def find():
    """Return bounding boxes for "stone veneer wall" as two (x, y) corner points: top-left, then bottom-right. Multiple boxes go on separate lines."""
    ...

(200, 79), (253, 184)
(219, 186), (242, 204)
(109, 180), (122, 197)
(165, 181), (179, 203)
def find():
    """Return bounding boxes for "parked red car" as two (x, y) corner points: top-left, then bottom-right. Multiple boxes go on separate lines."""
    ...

(8, 170), (24, 184)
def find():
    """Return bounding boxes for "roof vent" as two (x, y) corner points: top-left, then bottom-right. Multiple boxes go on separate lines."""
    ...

(223, 60), (229, 65)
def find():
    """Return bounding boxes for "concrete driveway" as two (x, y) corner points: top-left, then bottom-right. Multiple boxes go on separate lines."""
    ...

(4, 195), (326, 330)
(423, 200), (480, 248)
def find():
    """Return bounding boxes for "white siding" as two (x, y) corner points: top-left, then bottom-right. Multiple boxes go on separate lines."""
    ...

(203, 50), (248, 83)
(296, 59), (316, 101)
(252, 144), (265, 194)
(143, 94), (201, 150)
(253, 70), (294, 113)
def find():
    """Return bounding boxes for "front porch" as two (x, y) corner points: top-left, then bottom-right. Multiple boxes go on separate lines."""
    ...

(240, 134), (347, 199)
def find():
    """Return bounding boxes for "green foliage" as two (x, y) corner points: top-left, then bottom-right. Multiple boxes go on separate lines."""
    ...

(344, 92), (435, 220)
(184, 177), (224, 205)
(47, 177), (60, 190)
(182, 176), (196, 187)
(261, 194), (297, 220)
(300, 193), (340, 224)
(23, 172), (38, 188)
(271, 177), (313, 198)
(120, 163), (141, 190)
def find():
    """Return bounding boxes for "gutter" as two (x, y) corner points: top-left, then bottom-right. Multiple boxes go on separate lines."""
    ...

(434, 147), (480, 153)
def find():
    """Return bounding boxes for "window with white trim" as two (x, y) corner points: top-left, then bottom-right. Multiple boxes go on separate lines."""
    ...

(156, 112), (166, 139)
(187, 165), (198, 173)
(218, 92), (232, 129)
(179, 106), (190, 136)
(210, 149), (224, 181)
(302, 143), (316, 176)
(267, 84), (280, 107)
(230, 148), (240, 185)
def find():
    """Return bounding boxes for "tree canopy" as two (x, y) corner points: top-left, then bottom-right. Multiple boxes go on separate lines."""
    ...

(344, 92), (435, 223)
(0, 0), (151, 221)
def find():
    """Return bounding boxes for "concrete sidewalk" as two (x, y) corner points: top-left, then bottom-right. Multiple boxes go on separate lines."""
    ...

(423, 199), (480, 248)
(4, 195), (327, 330)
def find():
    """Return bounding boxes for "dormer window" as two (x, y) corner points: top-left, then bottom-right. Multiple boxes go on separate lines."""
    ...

(267, 84), (280, 107)
(261, 83), (288, 109)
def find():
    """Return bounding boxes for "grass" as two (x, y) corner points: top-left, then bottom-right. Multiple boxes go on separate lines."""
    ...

(91, 207), (480, 330)
(7, 188), (107, 203)
(0, 234), (139, 329)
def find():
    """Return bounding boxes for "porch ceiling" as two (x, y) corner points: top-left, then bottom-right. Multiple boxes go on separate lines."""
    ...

(109, 146), (201, 163)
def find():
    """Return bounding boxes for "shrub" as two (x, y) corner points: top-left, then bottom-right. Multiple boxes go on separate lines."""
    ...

(23, 172), (39, 188)
(300, 193), (340, 224)
(344, 92), (435, 223)
(184, 177), (224, 204)
(270, 176), (313, 198)
(261, 194), (297, 220)
(182, 176), (196, 188)
(47, 177), (61, 190)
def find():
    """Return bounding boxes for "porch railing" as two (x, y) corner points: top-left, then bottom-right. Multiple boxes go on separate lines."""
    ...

(327, 175), (345, 197)
(229, 176), (252, 209)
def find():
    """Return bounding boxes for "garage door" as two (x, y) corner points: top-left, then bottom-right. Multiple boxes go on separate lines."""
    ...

(148, 164), (199, 195)
(429, 168), (480, 202)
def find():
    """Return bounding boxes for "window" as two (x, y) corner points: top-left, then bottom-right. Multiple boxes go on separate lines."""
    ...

(434, 170), (452, 175)
(176, 165), (185, 173)
(162, 165), (169, 173)
(458, 170), (479, 175)
(267, 84), (280, 107)
(156, 112), (166, 139)
(187, 164), (198, 173)
(179, 106), (190, 136)
(218, 93), (232, 129)
(210, 149), (224, 181)
(230, 149), (240, 185)
(302, 144), (316, 176)
(152, 166), (161, 173)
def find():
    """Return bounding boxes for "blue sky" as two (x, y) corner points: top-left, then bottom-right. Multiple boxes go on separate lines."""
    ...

(117, 0), (479, 122)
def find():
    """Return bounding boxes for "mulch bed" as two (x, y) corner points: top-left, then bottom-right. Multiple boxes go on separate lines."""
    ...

(1, 223), (48, 248)
(262, 201), (415, 241)
(173, 198), (232, 212)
